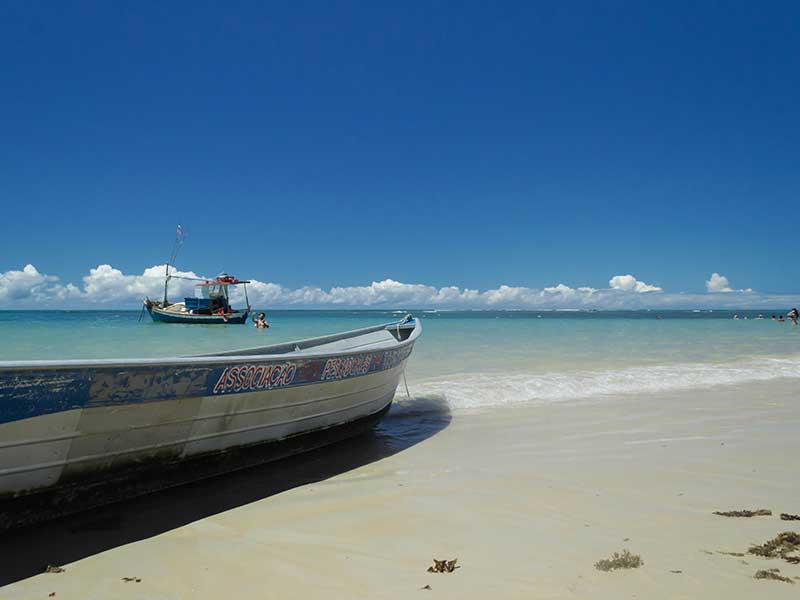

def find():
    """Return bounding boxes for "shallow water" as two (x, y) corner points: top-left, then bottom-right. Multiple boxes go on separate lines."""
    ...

(1, 309), (798, 410)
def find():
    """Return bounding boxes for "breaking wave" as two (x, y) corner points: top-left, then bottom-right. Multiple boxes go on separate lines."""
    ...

(407, 355), (800, 411)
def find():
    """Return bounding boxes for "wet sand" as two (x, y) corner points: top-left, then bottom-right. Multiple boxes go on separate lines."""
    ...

(3, 379), (800, 599)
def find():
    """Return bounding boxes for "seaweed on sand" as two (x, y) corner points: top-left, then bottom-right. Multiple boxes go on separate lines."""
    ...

(754, 569), (794, 584)
(594, 550), (643, 572)
(427, 559), (458, 573)
(748, 531), (800, 563)
(780, 513), (800, 521)
(713, 509), (772, 517)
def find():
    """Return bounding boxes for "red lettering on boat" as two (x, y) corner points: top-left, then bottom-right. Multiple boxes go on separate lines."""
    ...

(253, 366), (266, 389)
(282, 364), (297, 385)
(213, 368), (228, 394)
(270, 365), (284, 386)
(226, 367), (239, 390)
(243, 366), (256, 389)
(321, 360), (335, 379)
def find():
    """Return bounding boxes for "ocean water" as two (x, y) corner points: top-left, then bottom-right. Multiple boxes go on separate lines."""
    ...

(1, 310), (798, 411)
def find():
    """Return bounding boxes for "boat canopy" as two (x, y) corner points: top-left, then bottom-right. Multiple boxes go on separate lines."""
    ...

(181, 274), (252, 314)
(196, 274), (251, 287)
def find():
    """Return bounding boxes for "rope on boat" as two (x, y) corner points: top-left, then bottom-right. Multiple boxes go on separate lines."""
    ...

(398, 314), (413, 400)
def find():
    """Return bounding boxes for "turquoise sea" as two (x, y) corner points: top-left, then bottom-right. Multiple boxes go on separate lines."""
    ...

(1, 310), (798, 410)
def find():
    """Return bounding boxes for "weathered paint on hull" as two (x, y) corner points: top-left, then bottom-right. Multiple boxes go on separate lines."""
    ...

(0, 318), (421, 529)
(147, 306), (250, 324)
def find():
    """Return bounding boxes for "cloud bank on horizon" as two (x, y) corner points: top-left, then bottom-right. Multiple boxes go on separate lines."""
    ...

(0, 264), (796, 310)
(705, 272), (753, 294)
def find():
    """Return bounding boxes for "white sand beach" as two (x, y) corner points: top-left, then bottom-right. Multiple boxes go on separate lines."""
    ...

(4, 378), (800, 599)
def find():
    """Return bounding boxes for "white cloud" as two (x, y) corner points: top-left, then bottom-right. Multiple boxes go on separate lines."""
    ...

(237, 279), (484, 307)
(608, 274), (662, 293)
(0, 264), (80, 304)
(705, 272), (752, 293)
(706, 272), (732, 293)
(81, 264), (203, 304)
(0, 264), (790, 309)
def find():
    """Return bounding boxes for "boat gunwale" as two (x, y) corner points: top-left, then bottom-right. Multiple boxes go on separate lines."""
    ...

(0, 317), (421, 371)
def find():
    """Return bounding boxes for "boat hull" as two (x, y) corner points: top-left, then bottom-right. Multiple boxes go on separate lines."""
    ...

(147, 305), (250, 324)
(0, 398), (393, 531)
(0, 319), (420, 530)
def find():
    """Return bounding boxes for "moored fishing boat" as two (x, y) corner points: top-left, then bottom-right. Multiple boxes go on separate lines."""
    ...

(145, 273), (252, 324)
(0, 316), (421, 530)
(143, 226), (251, 324)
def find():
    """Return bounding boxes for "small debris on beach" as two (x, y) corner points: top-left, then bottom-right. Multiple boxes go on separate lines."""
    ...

(748, 531), (800, 562)
(48, 593), (55, 597)
(427, 559), (459, 573)
(45, 565), (65, 573)
(716, 551), (745, 557)
(713, 509), (771, 517)
(780, 513), (800, 521)
(754, 568), (794, 584)
(121, 577), (142, 583)
(420, 584), (432, 590)
(669, 570), (682, 574)
(594, 550), (643, 572)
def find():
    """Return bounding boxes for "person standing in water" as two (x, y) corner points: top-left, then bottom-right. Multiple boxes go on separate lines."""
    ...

(253, 312), (270, 329)
(789, 308), (799, 325)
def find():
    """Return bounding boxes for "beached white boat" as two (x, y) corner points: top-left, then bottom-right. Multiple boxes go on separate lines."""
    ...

(0, 316), (420, 529)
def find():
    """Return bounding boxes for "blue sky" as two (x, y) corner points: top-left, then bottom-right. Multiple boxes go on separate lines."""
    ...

(1, 1), (799, 307)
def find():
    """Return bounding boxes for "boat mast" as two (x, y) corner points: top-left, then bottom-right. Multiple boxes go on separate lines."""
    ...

(164, 225), (185, 305)
(163, 263), (170, 305)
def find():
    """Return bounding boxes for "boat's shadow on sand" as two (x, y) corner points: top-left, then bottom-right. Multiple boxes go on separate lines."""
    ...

(0, 396), (450, 586)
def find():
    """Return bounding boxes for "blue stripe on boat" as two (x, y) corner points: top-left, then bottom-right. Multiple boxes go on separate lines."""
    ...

(0, 345), (413, 426)
(148, 306), (250, 324)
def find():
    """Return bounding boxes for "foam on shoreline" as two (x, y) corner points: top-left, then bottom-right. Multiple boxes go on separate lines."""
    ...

(409, 355), (800, 411)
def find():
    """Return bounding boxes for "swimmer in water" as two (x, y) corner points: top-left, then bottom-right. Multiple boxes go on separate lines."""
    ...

(789, 308), (799, 325)
(253, 312), (270, 329)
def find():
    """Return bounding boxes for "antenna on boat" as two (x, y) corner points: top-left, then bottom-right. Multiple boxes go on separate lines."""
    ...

(163, 225), (187, 304)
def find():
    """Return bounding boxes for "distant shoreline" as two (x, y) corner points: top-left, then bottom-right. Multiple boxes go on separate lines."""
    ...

(0, 308), (795, 313)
